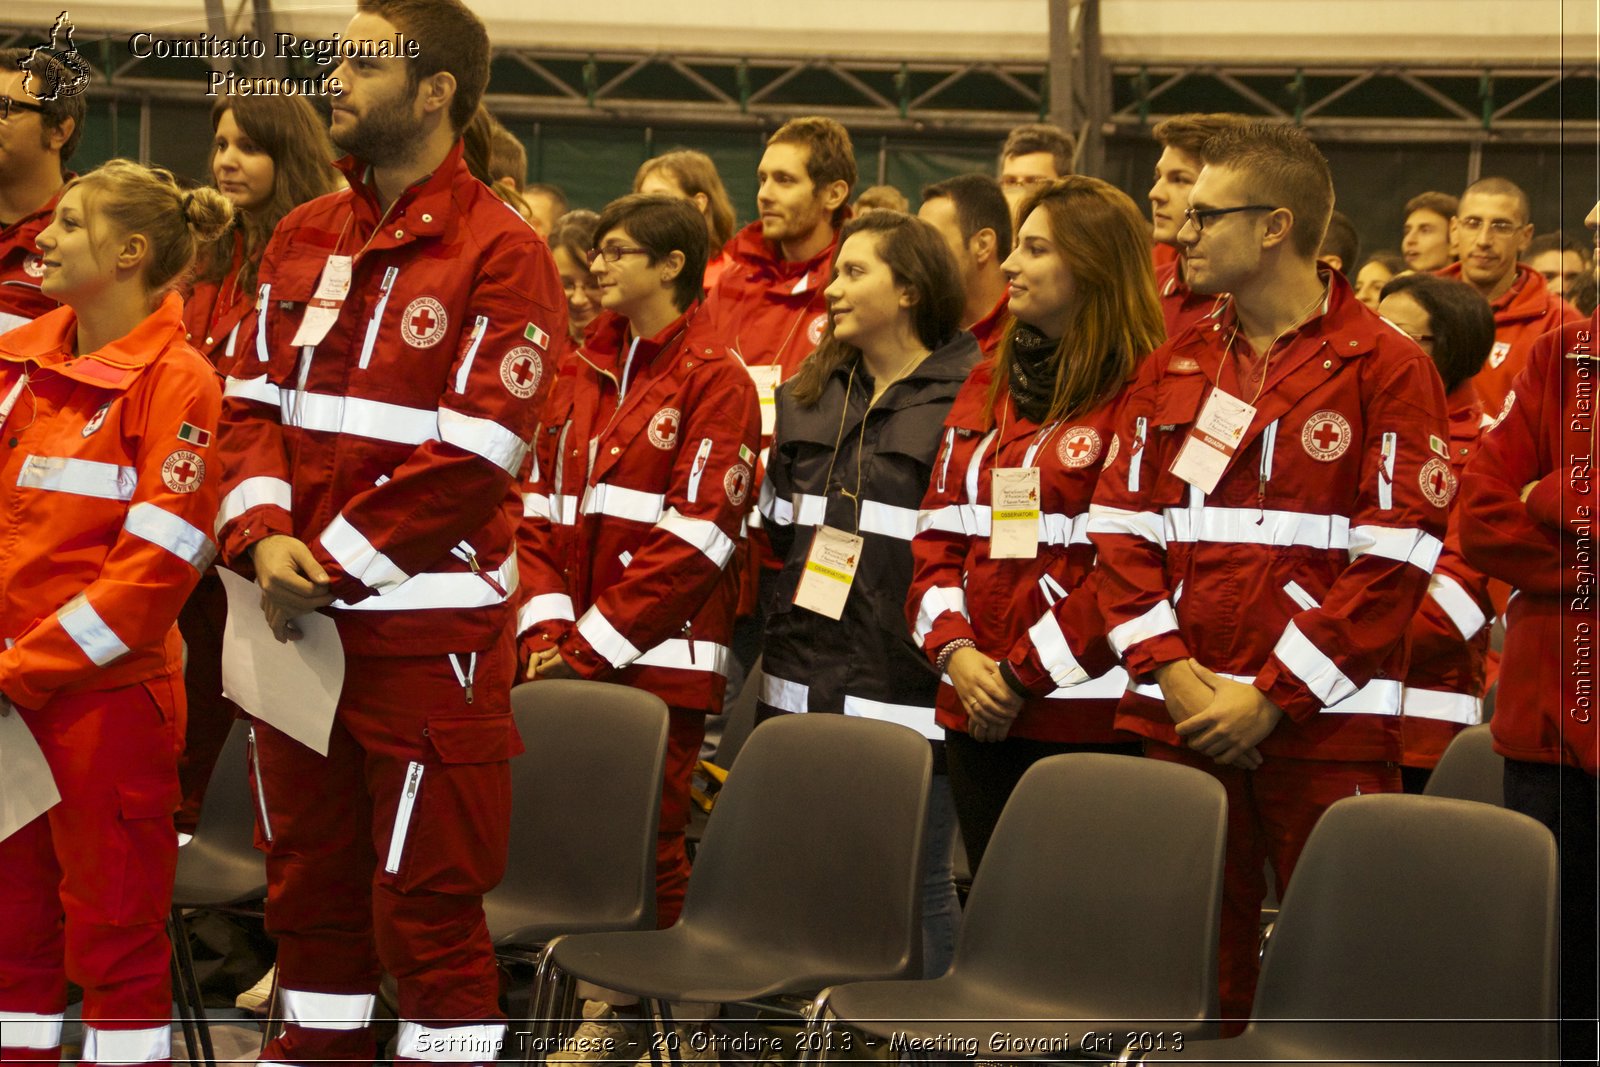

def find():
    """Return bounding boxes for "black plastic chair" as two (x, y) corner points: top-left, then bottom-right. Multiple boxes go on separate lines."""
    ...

(1423, 723), (1505, 806)
(537, 713), (932, 1064)
(806, 753), (1227, 1061)
(490, 680), (670, 1047)
(1131, 793), (1558, 1066)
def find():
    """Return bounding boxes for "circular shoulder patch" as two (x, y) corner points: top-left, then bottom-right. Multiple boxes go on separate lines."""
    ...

(647, 407), (682, 450)
(23, 254), (44, 279)
(806, 312), (829, 347)
(725, 463), (752, 506)
(1102, 433), (1120, 469)
(1300, 410), (1352, 462)
(1419, 456), (1456, 508)
(162, 450), (205, 493)
(1056, 425), (1103, 469)
(401, 296), (448, 348)
(499, 346), (543, 399)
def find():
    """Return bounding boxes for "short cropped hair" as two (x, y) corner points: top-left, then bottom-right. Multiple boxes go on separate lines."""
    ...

(357, 0), (489, 132)
(1459, 176), (1530, 225)
(1001, 123), (1075, 175)
(921, 173), (1012, 252)
(768, 116), (857, 226)
(593, 194), (709, 312)
(1151, 112), (1249, 160)
(0, 47), (85, 163)
(1379, 272), (1495, 395)
(1202, 122), (1334, 259)
(1319, 210), (1361, 278)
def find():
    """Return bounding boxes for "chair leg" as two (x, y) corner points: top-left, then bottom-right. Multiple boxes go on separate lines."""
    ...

(168, 943), (201, 1067)
(258, 964), (282, 1056)
(168, 908), (217, 1067)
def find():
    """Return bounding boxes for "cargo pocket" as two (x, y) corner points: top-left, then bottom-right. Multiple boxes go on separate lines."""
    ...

(109, 776), (182, 926)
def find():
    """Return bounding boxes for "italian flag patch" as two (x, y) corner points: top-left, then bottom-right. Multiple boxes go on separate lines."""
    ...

(177, 422), (213, 448)
(525, 322), (550, 349)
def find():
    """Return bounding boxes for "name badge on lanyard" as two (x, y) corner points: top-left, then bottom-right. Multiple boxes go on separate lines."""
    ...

(290, 254), (354, 348)
(793, 524), (864, 620)
(989, 467), (1041, 559)
(1170, 386), (1257, 494)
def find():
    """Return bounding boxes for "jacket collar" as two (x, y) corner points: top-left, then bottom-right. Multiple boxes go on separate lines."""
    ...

(821, 330), (982, 410)
(334, 140), (463, 244)
(1436, 261), (1566, 325)
(725, 220), (839, 297)
(969, 293), (1010, 354)
(0, 290), (187, 390)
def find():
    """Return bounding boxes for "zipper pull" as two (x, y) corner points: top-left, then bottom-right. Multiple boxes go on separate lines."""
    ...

(684, 621), (695, 665)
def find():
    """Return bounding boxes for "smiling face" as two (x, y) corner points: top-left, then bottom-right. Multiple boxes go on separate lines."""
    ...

(1000, 205), (1075, 337)
(211, 108), (275, 214)
(328, 13), (424, 166)
(1148, 145), (1203, 247)
(35, 185), (119, 306)
(1451, 191), (1532, 295)
(756, 141), (832, 248)
(823, 230), (912, 353)
(590, 224), (666, 322)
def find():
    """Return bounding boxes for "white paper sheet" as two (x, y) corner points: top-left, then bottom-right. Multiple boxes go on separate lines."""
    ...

(0, 704), (61, 843)
(218, 567), (344, 756)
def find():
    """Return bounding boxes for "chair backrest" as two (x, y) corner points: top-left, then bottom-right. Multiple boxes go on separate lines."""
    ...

(710, 657), (763, 772)
(954, 753), (1226, 1024)
(1251, 793), (1558, 1061)
(486, 680), (669, 944)
(173, 719), (267, 905)
(682, 713), (931, 981)
(1423, 724), (1504, 806)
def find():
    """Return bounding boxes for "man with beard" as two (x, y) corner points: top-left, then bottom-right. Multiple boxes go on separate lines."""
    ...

(213, 1), (563, 1063)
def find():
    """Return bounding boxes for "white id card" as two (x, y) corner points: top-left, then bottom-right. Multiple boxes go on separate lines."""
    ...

(1170, 387), (1257, 493)
(989, 467), (1041, 559)
(290, 254), (354, 348)
(793, 524), (863, 620)
(746, 364), (782, 436)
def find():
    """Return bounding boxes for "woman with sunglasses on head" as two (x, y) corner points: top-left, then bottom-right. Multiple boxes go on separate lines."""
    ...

(757, 210), (980, 978)
(908, 177), (1163, 874)
(0, 160), (231, 1065)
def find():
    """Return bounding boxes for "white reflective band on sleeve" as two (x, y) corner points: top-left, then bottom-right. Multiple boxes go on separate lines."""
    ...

(686, 437), (713, 503)
(914, 585), (968, 643)
(319, 514), (411, 593)
(1402, 687), (1483, 725)
(757, 476), (790, 526)
(1131, 669), (1401, 716)
(859, 499), (921, 541)
(576, 606), (642, 669)
(1086, 504), (1166, 546)
(1129, 417), (1146, 493)
(217, 476), (293, 531)
(395, 1020), (507, 1062)
(518, 593), (576, 635)
(1273, 620), (1359, 706)
(451, 314), (489, 392)
(793, 492), (828, 528)
(385, 762), (423, 875)
(965, 430), (997, 502)
(1028, 609), (1090, 689)
(289, 392), (438, 447)
(1348, 524), (1443, 572)
(57, 594), (130, 666)
(1039, 511), (1091, 548)
(0, 1011), (64, 1048)
(657, 508), (737, 568)
(1428, 573), (1488, 640)
(124, 501), (216, 570)
(522, 491), (550, 520)
(581, 483), (666, 525)
(359, 268), (400, 371)
(1167, 505), (1350, 550)
(82, 1025), (169, 1063)
(16, 455), (137, 501)
(1107, 599), (1179, 657)
(254, 283), (271, 362)
(280, 988), (377, 1031)
(438, 407), (527, 475)
(843, 694), (941, 740)
(334, 553), (518, 612)
(1042, 665), (1129, 701)
(633, 638), (733, 676)
(225, 322), (241, 360)
(760, 671), (810, 714)
(1283, 581), (1321, 611)
(224, 374), (283, 406)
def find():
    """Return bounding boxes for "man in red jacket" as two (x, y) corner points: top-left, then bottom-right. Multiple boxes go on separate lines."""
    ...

(1147, 113), (1244, 339)
(1090, 122), (1450, 1025)
(917, 173), (1011, 354)
(1439, 177), (1581, 412)
(214, 2), (563, 1063)
(1460, 201), (1600, 1063)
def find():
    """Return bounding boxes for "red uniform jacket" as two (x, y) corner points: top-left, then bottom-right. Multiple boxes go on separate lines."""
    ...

(183, 231), (255, 375)
(516, 305), (759, 714)
(0, 185), (66, 331)
(907, 361), (1126, 742)
(1439, 262), (1581, 414)
(1461, 313), (1600, 775)
(1399, 386), (1493, 768)
(216, 142), (564, 657)
(1155, 256), (1219, 343)
(0, 293), (221, 710)
(1089, 271), (1451, 762)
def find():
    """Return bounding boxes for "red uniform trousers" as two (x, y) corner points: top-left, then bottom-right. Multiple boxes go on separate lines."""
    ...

(0, 678), (184, 1066)
(657, 709), (706, 928)
(256, 632), (518, 1067)
(1145, 742), (1400, 1025)
(174, 570), (241, 836)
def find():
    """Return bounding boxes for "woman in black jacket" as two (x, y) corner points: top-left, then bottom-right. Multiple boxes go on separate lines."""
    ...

(757, 209), (978, 977)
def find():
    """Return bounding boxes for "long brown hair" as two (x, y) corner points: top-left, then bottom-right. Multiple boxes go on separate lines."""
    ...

(988, 177), (1164, 424)
(634, 150), (737, 250)
(788, 211), (963, 408)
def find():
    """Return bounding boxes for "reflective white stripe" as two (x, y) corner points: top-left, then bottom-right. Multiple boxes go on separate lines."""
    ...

(125, 501), (215, 570)
(581, 483), (665, 525)
(1349, 524), (1443, 572)
(793, 492), (827, 528)
(16, 455), (137, 501)
(935, 426), (955, 492)
(859, 499), (920, 541)
(1282, 580), (1320, 611)
(57, 594), (130, 666)
(1039, 572), (1068, 606)
(914, 585), (968, 643)
(1167, 505), (1351, 550)
(254, 283), (271, 362)
(289, 391), (437, 447)
(1107, 599), (1179, 657)
(633, 638), (733, 676)
(965, 430), (997, 502)
(217, 475), (293, 531)
(359, 268), (400, 371)
(518, 593), (576, 635)
(1087, 504), (1166, 546)
(1429, 574), (1488, 640)
(1039, 511), (1091, 548)
(395, 1020), (506, 1062)
(757, 476), (790, 525)
(1402, 687), (1483, 725)
(385, 762), (423, 874)
(1274, 620), (1358, 706)
(657, 508), (737, 568)
(224, 373), (283, 406)
(1028, 609), (1090, 688)
(1042, 665), (1129, 700)
(843, 694), (940, 740)
(451, 314), (488, 392)
(760, 671), (810, 714)
(280, 988), (377, 1031)
(576, 606), (642, 669)
(0, 1011), (63, 1048)
(522, 491), (550, 520)
(1128, 417), (1146, 492)
(915, 503), (966, 535)
(82, 1025), (169, 1063)
(686, 437), (713, 503)
(1379, 431), (1397, 510)
(224, 321), (241, 360)
(1131, 669), (1403, 715)
(1259, 418), (1278, 484)
(438, 407), (527, 475)
(334, 553), (518, 612)
(319, 514), (411, 593)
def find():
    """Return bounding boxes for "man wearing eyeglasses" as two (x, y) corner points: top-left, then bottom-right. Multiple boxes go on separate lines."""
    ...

(1438, 176), (1581, 413)
(998, 123), (1074, 225)
(1091, 121), (1451, 1028)
(0, 49), (84, 333)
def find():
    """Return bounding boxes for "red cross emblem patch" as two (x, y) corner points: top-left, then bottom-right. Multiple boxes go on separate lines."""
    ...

(1102, 433), (1120, 469)
(648, 407), (682, 450)
(162, 450), (205, 493)
(1419, 456), (1456, 508)
(1056, 425), (1102, 469)
(806, 313), (829, 347)
(401, 296), (448, 348)
(725, 462), (752, 506)
(1300, 410), (1352, 462)
(23, 254), (44, 279)
(499, 346), (543, 399)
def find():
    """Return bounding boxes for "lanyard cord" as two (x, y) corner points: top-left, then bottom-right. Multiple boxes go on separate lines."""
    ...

(1226, 282), (1329, 404)
(819, 348), (927, 532)
(996, 392), (1065, 470)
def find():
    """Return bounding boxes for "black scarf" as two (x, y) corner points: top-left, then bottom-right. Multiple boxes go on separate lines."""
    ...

(1008, 324), (1059, 423)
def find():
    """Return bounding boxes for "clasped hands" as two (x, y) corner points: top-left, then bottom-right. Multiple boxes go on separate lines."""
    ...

(251, 535), (336, 643)
(1155, 659), (1281, 770)
(947, 647), (1024, 743)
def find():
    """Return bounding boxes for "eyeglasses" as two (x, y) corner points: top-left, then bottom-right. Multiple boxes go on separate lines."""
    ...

(1182, 204), (1278, 233)
(1457, 217), (1523, 238)
(999, 175), (1054, 191)
(0, 95), (46, 122)
(589, 244), (650, 264)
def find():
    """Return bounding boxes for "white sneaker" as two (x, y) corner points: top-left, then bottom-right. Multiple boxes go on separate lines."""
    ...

(235, 964), (276, 1014)
(550, 1001), (643, 1064)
